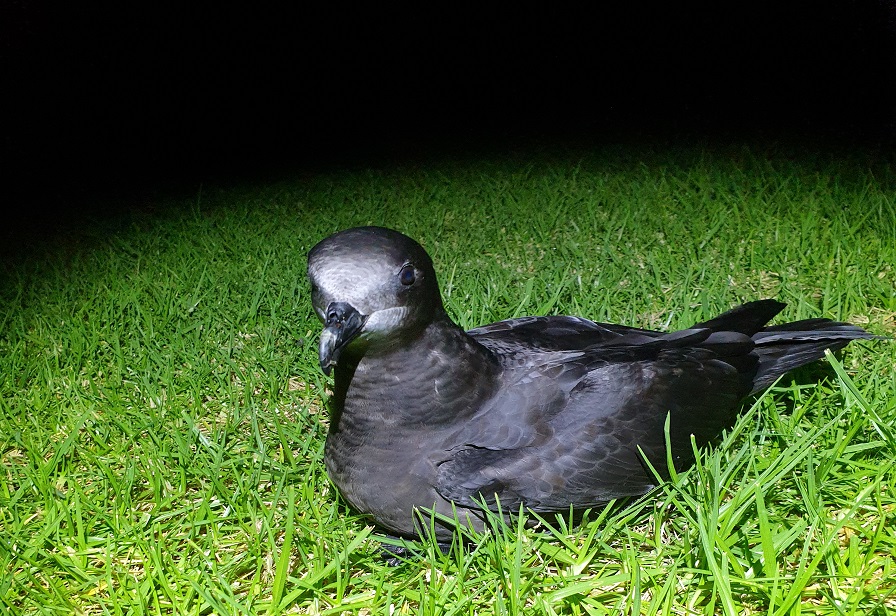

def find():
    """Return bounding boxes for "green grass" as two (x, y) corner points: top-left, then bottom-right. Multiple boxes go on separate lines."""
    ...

(2, 143), (895, 614)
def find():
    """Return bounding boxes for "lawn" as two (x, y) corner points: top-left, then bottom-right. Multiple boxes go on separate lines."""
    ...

(2, 143), (895, 614)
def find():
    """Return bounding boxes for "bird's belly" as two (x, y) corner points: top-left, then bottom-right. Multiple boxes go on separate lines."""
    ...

(324, 432), (449, 537)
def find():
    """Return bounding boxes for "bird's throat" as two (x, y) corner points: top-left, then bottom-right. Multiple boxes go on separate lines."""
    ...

(331, 319), (501, 430)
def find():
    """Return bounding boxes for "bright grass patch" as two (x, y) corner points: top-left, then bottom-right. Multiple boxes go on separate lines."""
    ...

(2, 144), (895, 614)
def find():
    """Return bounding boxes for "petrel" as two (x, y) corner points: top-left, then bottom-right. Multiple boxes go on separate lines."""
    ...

(307, 226), (878, 540)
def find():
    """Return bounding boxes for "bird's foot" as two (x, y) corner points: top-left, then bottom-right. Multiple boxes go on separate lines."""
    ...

(376, 536), (454, 565)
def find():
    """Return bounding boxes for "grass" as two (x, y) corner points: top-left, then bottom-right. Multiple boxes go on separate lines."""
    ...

(1, 143), (895, 614)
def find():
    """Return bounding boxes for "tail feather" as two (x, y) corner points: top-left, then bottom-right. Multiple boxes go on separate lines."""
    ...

(692, 299), (883, 395)
(751, 321), (881, 394)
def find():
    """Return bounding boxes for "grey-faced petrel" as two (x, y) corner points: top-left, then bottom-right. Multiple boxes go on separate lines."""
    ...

(307, 226), (879, 540)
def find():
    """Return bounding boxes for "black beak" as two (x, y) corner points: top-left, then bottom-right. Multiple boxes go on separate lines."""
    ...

(318, 302), (366, 375)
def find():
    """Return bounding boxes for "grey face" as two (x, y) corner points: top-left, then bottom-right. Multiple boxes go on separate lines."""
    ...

(307, 227), (443, 373)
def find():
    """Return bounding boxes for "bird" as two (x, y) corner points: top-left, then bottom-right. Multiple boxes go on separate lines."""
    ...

(306, 226), (880, 541)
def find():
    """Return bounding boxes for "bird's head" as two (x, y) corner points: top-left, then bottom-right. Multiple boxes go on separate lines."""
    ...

(307, 226), (445, 375)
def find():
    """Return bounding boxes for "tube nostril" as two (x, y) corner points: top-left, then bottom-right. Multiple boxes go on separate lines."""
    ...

(326, 303), (342, 325)
(325, 302), (360, 328)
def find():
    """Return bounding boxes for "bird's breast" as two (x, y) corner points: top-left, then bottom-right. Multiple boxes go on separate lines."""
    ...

(322, 325), (502, 534)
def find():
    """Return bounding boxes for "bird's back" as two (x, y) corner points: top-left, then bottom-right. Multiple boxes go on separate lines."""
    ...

(440, 300), (878, 513)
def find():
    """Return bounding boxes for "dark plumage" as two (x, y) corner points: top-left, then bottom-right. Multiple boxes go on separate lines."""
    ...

(307, 226), (879, 540)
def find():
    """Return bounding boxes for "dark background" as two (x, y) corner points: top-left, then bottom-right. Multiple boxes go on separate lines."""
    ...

(4, 4), (895, 240)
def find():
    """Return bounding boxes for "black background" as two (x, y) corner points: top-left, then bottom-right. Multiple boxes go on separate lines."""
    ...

(4, 4), (895, 238)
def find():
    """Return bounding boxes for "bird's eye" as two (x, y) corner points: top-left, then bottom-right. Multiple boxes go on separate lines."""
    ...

(399, 264), (416, 286)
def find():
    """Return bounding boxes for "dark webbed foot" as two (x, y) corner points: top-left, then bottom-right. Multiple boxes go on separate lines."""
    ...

(376, 535), (456, 565)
